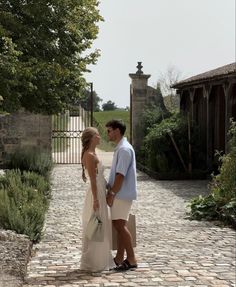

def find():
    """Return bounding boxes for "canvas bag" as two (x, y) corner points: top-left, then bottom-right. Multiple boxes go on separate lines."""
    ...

(85, 212), (104, 242)
(112, 214), (136, 250)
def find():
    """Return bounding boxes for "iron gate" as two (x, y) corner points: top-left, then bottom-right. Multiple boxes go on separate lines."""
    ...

(52, 109), (89, 164)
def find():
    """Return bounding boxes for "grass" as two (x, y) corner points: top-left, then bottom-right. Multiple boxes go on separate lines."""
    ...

(93, 110), (130, 151)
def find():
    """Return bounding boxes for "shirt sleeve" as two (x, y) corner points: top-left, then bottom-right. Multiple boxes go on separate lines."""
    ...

(116, 148), (132, 176)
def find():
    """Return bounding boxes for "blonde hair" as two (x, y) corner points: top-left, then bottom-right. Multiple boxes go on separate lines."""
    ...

(81, 127), (98, 182)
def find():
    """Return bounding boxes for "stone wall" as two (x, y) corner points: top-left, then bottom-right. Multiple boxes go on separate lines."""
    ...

(0, 110), (52, 166)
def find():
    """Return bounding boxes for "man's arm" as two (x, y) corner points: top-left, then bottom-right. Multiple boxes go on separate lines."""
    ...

(106, 173), (124, 207)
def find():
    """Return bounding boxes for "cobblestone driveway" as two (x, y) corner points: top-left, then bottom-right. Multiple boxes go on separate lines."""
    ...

(23, 164), (235, 287)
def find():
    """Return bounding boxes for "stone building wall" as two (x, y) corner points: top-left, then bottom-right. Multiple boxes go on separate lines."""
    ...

(0, 110), (52, 166)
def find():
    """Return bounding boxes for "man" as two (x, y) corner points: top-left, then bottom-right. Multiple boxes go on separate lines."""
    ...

(106, 119), (137, 271)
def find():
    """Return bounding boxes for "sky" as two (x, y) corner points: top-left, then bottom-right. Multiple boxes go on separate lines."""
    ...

(85, 0), (236, 108)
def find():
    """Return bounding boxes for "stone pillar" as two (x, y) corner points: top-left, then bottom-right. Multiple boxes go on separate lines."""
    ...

(129, 62), (150, 151)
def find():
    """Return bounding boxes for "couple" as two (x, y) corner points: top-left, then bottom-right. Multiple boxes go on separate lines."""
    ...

(80, 119), (137, 272)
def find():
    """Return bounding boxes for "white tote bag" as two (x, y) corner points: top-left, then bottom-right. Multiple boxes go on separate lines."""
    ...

(85, 212), (104, 242)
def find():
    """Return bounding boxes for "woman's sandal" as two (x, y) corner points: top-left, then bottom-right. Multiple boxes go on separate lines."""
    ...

(115, 259), (138, 271)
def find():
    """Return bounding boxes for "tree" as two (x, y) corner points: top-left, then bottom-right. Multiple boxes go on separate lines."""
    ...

(158, 65), (182, 111)
(0, 37), (22, 112)
(0, 0), (102, 114)
(102, 100), (117, 111)
(72, 87), (102, 112)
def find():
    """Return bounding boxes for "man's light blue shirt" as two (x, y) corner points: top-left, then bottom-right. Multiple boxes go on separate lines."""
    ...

(108, 137), (137, 200)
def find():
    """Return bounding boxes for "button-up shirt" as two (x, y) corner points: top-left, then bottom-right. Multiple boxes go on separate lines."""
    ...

(108, 137), (137, 200)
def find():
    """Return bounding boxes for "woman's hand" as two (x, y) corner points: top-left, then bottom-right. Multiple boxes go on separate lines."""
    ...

(106, 183), (111, 194)
(93, 199), (99, 211)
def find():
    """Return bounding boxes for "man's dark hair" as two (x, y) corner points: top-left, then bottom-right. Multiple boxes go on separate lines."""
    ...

(105, 119), (126, 135)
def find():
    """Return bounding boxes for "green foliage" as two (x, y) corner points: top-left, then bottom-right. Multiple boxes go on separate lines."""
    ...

(0, 170), (50, 241)
(188, 195), (219, 220)
(102, 100), (117, 111)
(188, 121), (236, 226)
(7, 147), (53, 178)
(0, 37), (22, 111)
(72, 88), (102, 112)
(141, 104), (170, 135)
(139, 113), (188, 172)
(0, 0), (102, 114)
(21, 171), (51, 199)
(138, 108), (205, 174)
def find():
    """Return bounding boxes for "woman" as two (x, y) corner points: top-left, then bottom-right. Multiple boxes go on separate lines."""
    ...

(80, 127), (114, 272)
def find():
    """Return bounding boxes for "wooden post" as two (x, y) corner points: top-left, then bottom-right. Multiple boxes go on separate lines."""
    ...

(168, 131), (188, 172)
(188, 112), (192, 173)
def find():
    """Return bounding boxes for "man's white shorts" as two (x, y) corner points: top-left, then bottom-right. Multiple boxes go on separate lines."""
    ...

(111, 198), (133, 221)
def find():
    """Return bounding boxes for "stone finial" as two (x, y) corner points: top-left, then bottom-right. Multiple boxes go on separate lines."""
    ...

(136, 62), (143, 75)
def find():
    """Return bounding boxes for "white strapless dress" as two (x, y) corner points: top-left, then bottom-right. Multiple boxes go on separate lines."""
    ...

(80, 162), (114, 271)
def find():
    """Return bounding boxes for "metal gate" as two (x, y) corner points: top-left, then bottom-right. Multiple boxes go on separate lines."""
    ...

(52, 108), (89, 164)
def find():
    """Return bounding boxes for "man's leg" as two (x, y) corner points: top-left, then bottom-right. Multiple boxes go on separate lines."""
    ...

(113, 219), (136, 265)
(113, 220), (125, 264)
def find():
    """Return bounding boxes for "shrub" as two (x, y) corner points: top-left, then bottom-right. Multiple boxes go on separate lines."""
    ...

(7, 147), (53, 178)
(188, 121), (236, 226)
(138, 112), (203, 173)
(141, 104), (170, 135)
(22, 171), (51, 199)
(0, 169), (50, 241)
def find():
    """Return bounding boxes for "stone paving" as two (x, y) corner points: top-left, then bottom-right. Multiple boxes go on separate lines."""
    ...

(22, 159), (236, 287)
(0, 229), (32, 287)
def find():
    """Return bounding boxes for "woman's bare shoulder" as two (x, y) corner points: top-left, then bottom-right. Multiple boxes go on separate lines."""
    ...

(82, 151), (96, 167)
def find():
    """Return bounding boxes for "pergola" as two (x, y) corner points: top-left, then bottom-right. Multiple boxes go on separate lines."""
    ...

(172, 62), (236, 170)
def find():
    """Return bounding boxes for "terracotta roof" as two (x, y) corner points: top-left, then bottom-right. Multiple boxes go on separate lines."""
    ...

(172, 62), (236, 88)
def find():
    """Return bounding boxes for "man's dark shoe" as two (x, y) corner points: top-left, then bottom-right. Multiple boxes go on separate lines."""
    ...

(114, 259), (138, 271)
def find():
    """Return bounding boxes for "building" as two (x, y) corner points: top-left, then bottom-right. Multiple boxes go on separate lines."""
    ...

(172, 62), (236, 170)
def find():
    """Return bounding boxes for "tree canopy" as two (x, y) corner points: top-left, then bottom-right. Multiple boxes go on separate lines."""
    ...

(102, 100), (117, 111)
(0, 0), (102, 114)
(72, 87), (102, 112)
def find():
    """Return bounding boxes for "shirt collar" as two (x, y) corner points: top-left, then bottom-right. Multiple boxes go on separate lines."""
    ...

(115, 137), (127, 151)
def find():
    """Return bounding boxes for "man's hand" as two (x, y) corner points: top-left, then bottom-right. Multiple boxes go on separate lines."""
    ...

(106, 193), (114, 207)
(106, 183), (111, 194)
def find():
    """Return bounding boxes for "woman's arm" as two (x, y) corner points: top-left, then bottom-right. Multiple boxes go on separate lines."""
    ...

(85, 153), (99, 211)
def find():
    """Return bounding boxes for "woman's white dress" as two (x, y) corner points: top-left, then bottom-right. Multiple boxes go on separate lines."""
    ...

(80, 162), (114, 271)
